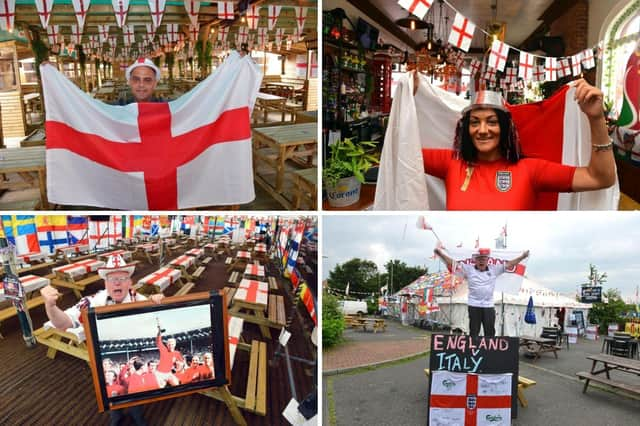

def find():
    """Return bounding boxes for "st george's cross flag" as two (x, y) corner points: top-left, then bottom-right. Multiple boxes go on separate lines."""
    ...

(447, 248), (527, 295)
(373, 73), (619, 210)
(42, 52), (262, 210)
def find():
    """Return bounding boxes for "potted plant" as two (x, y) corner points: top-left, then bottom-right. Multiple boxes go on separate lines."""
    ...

(323, 137), (379, 207)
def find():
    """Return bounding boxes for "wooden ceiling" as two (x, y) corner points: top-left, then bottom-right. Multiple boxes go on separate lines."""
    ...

(344, 0), (559, 52)
(12, 0), (317, 52)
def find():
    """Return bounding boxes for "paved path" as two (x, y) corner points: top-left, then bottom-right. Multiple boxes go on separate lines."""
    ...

(323, 332), (640, 426)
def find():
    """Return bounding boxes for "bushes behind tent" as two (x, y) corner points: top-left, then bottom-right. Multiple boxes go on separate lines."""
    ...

(323, 292), (345, 348)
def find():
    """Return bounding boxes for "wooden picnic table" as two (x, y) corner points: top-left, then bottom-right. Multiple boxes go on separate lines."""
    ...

(255, 92), (287, 123)
(204, 243), (217, 255)
(133, 243), (159, 264)
(230, 279), (271, 338)
(520, 335), (561, 361)
(51, 259), (105, 299)
(0, 274), (51, 338)
(168, 255), (196, 280)
(252, 123), (317, 194)
(16, 251), (49, 266)
(577, 353), (640, 395)
(236, 250), (252, 260)
(292, 167), (317, 210)
(55, 244), (90, 263)
(136, 267), (183, 294)
(185, 248), (204, 259)
(243, 263), (265, 280)
(96, 249), (132, 262)
(345, 316), (386, 333)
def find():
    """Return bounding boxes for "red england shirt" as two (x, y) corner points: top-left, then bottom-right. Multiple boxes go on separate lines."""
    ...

(422, 149), (576, 210)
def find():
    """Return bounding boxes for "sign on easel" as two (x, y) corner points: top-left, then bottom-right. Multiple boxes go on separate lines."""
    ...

(428, 334), (519, 424)
(83, 291), (230, 412)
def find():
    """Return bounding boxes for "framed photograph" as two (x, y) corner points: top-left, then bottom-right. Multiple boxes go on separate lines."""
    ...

(83, 291), (230, 412)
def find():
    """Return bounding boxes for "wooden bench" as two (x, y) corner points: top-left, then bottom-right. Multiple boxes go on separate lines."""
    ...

(33, 326), (90, 361)
(202, 256), (212, 265)
(202, 339), (267, 417)
(424, 369), (536, 408)
(174, 281), (195, 296)
(228, 271), (240, 286)
(192, 266), (206, 280)
(0, 146), (48, 208)
(225, 257), (233, 265)
(223, 287), (236, 307)
(267, 276), (278, 291)
(576, 371), (640, 395)
(268, 295), (286, 327)
(0, 296), (46, 338)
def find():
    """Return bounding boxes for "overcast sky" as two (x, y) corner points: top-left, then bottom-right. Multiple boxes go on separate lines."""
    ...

(322, 212), (640, 302)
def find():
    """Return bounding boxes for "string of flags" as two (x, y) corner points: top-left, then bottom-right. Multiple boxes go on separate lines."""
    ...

(0, 1), (315, 62)
(398, 0), (605, 90)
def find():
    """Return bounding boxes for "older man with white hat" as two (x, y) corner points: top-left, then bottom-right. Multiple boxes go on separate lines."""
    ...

(125, 57), (162, 103)
(40, 254), (162, 330)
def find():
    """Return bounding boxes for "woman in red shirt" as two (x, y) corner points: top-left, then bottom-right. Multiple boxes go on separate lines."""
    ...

(419, 78), (615, 210)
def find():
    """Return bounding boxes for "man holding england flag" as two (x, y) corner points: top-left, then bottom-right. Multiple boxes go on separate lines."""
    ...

(434, 246), (529, 337)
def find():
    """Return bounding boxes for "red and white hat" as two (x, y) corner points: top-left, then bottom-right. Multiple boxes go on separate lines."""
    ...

(474, 248), (491, 258)
(462, 91), (509, 114)
(98, 254), (136, 279)
(125, 57), (161, 81)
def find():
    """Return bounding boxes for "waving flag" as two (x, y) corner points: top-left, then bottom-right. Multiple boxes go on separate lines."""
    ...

(374, 73), (619, 210)
(36, 215), (68, 254)
(2, 215), (40, 255)
(42, 52), (261, 210)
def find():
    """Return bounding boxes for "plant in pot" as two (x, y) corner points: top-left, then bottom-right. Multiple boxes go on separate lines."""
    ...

(323, 137), (379, 207)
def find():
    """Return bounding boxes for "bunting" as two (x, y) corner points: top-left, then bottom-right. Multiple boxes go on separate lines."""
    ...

(112, 0), (129, 28)
(267, 5), (281, 31)
(46, 25), (59, 46)
(217, 1), (234, 20)
(148, 0), (166, 30)
(518, 51), (534, 80)
(294, 6), (308, 34)
(71, 24), (83, 45)
(246, 4), (259, 30)
(448, 12), (475, 52)
(0, 0), (15, 32)
(71, 0), (90, 30)
(184, 0), (200, 27)
(398, 0), (432, 20)
(145, 23), (156, 40)
(35, 0), (53, 29)
(488, 39), (509, 71)
(98, 24), (110, 43)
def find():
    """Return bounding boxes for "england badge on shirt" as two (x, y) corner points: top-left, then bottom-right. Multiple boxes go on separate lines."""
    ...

(495, 171), (512, 192)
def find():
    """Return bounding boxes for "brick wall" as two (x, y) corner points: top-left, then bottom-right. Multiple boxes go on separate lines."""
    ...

(549, 0), (589, 56)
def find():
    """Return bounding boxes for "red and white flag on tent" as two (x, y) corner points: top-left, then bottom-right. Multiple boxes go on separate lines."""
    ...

(183, 0), (200, 27)
(72, 0), (90, 30)
(416, 216), (432, 230)
(0, 0), (16, 32)
(373, 73), (619, 210)
(35, 0), (53, 29)
(398, 0), (432, 20)
(545, 57), (557, 81)
(267, 5), (281, 31)
(217, 1), (234, 20)
(112, 0), (129, 28)
(488, 39), (509, 71)
(518, 51), (534, 80)
(42, 52), (262, 210)
(148, 0), (166, 29)
(246, 4), (260, 30)
(448, 12), (475, 52)
(294, 7), (308, 34)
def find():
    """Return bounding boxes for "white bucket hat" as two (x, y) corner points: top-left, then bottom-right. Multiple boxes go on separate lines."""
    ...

(98, 254), (136, 279)
(125, 57), (161, 81)
(462, 90), (509, 114)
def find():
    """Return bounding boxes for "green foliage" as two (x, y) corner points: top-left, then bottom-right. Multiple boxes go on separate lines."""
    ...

(366, 298), (378, 314)
(588, 288), (628, 334)
(195, 40), (212, 76)
(378, 259), (427, 293)
(323, 292), (345, 348)
(152, 56), (161, 68)
(328, 258), (380, 295)
(30, 37), (49, 78)
(323, 138), (379, 188)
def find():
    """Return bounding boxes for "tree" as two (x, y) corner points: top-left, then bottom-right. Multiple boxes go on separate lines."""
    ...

(322, 291), (345, 348)
(588, 288), (628, 334)
(378, 259), (427, 293)
(327, 258), (379, 295)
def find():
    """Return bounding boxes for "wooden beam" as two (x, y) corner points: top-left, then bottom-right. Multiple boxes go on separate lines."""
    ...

(346, 0), (418, 51)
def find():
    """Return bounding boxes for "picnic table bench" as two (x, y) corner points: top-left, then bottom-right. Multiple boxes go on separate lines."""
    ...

(577, 353), (640, 396)
(133, 243), (160, 264)
(0, 146), (48, 208)
(520, 335), (562, 361)
(135, 267), (183, 295)
(54, 244), (90, 263)
(168, 255), (196, 280)
(230, 279), (276, 339)
(345, 316), (386, 333)
(96, 249), (132, 262)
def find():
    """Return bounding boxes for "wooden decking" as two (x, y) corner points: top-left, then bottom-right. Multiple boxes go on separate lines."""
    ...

(0, 246), (317, 425)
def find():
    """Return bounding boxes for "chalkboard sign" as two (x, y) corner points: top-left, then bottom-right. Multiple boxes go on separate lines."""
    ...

(428, 334), (520, 419)
(581, 286), (602, 303)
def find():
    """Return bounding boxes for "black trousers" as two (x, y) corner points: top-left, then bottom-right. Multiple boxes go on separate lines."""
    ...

(468, 306), (496, 337)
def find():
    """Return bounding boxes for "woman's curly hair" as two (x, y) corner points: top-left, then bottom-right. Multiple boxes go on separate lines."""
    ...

(453, 108), (522, 164)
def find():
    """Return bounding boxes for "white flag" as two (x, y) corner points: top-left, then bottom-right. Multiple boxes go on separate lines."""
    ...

(488, 39), (509, 71)
(397, 0), (432, 20)
(267, 5), (281, 31)
(112, 0), (130, 28)
(0, 0), (15, 32)
(72, 0), (91, 30)
(448, 12), (475, 52)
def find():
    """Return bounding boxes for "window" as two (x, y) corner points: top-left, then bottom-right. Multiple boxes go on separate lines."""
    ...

(601, 2), (639, 117)
(0, 46), (18, 91)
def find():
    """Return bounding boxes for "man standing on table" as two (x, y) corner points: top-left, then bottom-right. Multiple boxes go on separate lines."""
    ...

(40, 254), (163, 426)
(434, 247), (529, 337)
